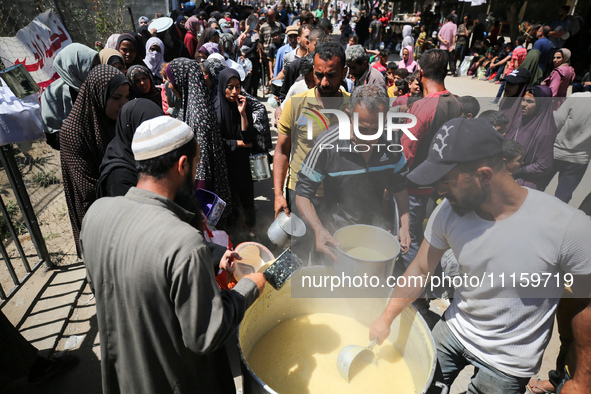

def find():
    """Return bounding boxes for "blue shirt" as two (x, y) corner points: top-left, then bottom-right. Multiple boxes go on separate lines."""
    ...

(274, 43), (295, 76)
(533, 37), (552, 72)
(549, 17), (570, 49)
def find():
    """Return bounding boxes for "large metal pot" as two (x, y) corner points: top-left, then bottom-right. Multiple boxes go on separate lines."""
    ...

(238, 267), (437, 394)
(334, 224), (400, 279)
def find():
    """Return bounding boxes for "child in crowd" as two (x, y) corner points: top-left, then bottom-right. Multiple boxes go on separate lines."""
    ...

(479, 109), (509, 135)
(160, 62), (179, 117)
(407, 70), (422, 97)
(502, 139), (524, 174)
(390, 79), (410, 108)
(458, 96), (481, 118)
(393, 67), (409, 82)
(346, 35), (358, 50)
(372, 50), (389, 75)
(386, 61), (398, 88)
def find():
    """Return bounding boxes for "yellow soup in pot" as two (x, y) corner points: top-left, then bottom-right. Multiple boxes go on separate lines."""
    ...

(344, 246), (389, 261)
(247, 313), (416, 393)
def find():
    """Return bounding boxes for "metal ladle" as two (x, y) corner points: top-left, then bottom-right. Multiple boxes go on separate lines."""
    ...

(336, 338), (377, 382)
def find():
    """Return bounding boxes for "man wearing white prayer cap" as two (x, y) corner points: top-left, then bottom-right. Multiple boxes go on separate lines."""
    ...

(80, 116), (266, 394)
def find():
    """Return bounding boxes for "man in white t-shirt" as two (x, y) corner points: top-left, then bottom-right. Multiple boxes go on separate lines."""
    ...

(370, 117), (591, 394)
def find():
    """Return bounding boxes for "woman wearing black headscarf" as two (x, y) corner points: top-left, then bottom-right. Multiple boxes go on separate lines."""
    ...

(215, 68), (256, 236)
(126, 65), (162, 107)
(60, 65), (130, 256)
(174, 15), (187, 40)
(116, 33), (145, 68)
(96, 99), (164, 198)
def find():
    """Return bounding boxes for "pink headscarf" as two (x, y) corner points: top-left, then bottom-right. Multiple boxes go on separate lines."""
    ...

(398, 45), (418, 72)
(185, 16), (200, 34)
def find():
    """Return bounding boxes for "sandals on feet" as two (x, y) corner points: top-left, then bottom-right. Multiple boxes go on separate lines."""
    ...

(526, 378), (556, 394)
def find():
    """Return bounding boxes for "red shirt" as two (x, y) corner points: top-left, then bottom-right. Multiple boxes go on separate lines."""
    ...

(373, 62), (387, 74)
(403, 90), (463, 193)
(510, 46), (527, 71)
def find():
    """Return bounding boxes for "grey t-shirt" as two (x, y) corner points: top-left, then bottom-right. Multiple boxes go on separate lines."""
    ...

(425, 188), (591, 377)
(553, 92), (591, 164)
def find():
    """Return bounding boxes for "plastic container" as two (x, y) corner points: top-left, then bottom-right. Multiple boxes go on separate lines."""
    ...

(233, 242), (275, 280)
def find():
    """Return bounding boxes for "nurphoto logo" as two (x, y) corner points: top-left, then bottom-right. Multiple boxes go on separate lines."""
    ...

(300, 109), (418, 153)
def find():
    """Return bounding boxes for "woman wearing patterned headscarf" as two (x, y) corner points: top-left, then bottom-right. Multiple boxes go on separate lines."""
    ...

(143, 37), (165, 83)
(202, 55), (228, 95)
(126, 65), (162, 107)
(184, 16), (200, 59)
(543, 48), (575, 110)
(41, 43), (99, 150)
(60, 65), (130, 257)
(166, 58), (231, 214)
(99, 48), (125, 73)
(105, 34), (121, 49)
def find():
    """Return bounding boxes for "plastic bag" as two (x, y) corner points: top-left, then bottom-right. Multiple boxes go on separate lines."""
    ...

(203, 223), (231, 249)
(476, 67), (486, 79)
(458, 56), (473, 76)
(0, 78), (45, 146)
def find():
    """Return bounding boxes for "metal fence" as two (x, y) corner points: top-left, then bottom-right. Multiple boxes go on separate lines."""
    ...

(0, 0), (130, 304)
(0, 145), (55, 304)
(0, 138), (81, 306)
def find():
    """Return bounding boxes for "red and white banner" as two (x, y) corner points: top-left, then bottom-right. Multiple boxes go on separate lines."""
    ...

(0, 10), (71, 92)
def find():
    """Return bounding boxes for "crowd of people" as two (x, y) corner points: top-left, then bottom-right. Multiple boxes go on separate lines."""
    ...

(6, 0), (586, 393)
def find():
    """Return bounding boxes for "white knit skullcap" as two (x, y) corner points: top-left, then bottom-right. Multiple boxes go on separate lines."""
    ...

(132, 116), (194, 161)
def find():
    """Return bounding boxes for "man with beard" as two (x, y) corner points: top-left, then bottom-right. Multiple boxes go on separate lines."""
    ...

(273, 40), (349, 219)
(370, 117), (591, 394)
(345, 44), (387, 90)
(296, 85), (410, 260)
(80, 116), (266, 394)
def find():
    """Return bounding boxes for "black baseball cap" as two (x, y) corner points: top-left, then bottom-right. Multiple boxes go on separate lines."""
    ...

(503, 68), (531, 84)
(407, 117), (504, 186)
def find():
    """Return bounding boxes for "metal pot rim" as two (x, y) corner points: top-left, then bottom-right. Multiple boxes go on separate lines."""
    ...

(334, 224), (400, 261)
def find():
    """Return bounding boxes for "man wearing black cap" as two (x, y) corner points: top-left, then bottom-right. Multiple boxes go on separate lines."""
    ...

(398, 49), (462, 280)
(370, 118), (591, 394)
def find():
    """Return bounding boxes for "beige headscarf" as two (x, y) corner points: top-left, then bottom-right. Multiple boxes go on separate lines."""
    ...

(557, 48), (571, 65)
(99, 48), (124, 67)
